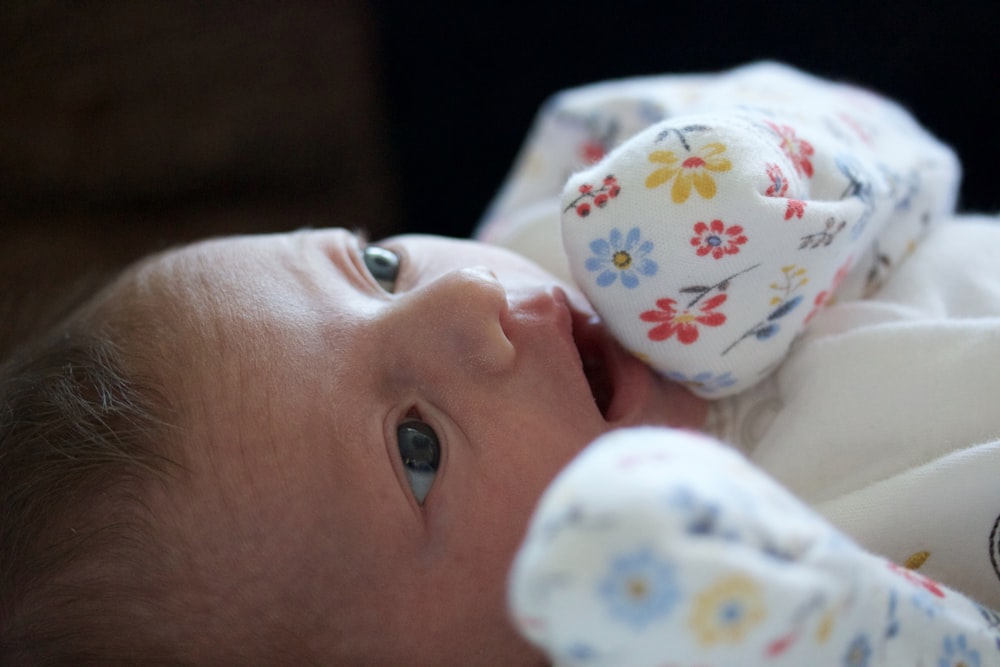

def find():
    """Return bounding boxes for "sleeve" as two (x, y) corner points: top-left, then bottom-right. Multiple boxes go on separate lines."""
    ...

(509, 427), (1000, 667)
(558, 62), (960, 398)
(475, 71), (714, 284)
(752, 216), (1000, 610)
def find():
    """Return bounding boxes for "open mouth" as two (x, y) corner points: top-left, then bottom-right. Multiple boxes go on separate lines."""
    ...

(571, 313), (614, 419)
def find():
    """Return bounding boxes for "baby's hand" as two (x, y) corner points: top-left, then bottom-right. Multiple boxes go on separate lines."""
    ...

(509, 427), (1000, 666)
(560, 75), (957, 398)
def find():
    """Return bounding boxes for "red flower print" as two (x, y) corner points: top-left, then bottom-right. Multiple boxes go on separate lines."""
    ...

(837, 112), (874, 146)
(580, 139), (606, 164)
(604, 174), (622, 198)
(805, 257), (852, 324)
(785, 199), (806, 220)
(640, 294), (727, 343)
(765, 163), (806, 220)
(690, 220), (747, 259)
(887, 562), (946, 598)
(565, 175), (621, 218)
(766, 121), (815, 178)
(765, 163), (789, 197)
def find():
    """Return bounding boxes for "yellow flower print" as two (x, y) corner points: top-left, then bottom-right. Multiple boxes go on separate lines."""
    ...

(645, 142), (732, 203)
(690, 573), (766, 646)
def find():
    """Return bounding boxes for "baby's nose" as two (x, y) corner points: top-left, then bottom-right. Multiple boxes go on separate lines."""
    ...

(396, 266), (515, 374)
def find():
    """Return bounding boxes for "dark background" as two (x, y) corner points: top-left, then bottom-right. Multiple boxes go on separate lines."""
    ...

(2, 0), (998, 355)
(372, 0), (1000, 237)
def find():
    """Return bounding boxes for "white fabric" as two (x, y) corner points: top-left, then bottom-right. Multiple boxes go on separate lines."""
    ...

(478, 62), (1000, 663)
(743, 217), (1000, 606)
(556, 63), (959, 396)
(510, 428), (1000, 666)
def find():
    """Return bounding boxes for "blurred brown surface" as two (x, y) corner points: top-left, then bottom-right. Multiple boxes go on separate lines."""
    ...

(0, 1), (400, 357)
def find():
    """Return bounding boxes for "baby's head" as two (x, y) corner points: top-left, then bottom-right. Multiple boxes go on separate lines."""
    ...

(1, 229), (704, 664)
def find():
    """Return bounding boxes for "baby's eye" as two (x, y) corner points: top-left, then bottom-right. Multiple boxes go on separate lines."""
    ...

(397, 419), (440, 505)
(363, 245), (400, 292)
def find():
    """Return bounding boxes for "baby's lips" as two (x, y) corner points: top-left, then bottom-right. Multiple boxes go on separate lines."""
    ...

(571, 308), (653, 424)
(568, 306), (650, 423)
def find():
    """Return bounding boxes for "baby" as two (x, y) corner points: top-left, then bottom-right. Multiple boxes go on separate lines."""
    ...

(0, 228), (706, 664)
(1, 63), (997, 666)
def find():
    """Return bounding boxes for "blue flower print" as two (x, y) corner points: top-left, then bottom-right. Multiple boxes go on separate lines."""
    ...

(565, 642), (598, 662)
(938, 634), (981, 667)
(598, 546), (679, 630)
(752, 293), (805, 341)
(665, 370), (738, 395)
(585, 227), (658, 289)
(911, 588), (941, 618)
(844, 633), (872, 667)
(668, 486), (720, 536)
(836, 154), (876, 240)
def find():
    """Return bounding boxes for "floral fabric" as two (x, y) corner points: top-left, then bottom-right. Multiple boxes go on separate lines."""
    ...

(555, 63), (960, 397)
(509, 428), (1000, 667)
(482, 64), (1000, 664)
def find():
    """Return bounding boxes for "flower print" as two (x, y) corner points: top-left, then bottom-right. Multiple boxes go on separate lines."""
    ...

(843, 634), (872, 667)
(598, 547), (680, 630)
(765, 163), (789, 197)
(977, 601), (1000, 631)
(885, 589), (900, 639)
(766, 121), (815, 178)
(770, 265), (810, 304)
(723, 265), (807, 355)
(938, 633), (981, 667)
(580, 139), (606, 165)
(888, 562), (946, 598)
(805, 258), (852, 324)
(585, 227), (657, 288)
(837, 155), (877, 240)
(664, 370), (738, 395)
(646, 142), (732, 203)
(838, 111), (875, 146)
(691, 219), (748, 259)
(911, 589), (942, 618)
(565, 642), (598, 662)
(689, 574), (766, 646)
(766, 162), (807, 219)
(785, 199), (806, 220)
(565, 174), (622, 218)
(641, 294), (727, 344)
(816, 609), (836, 644)
(800, 217), (847, 250)
(667, 486), (725, 537)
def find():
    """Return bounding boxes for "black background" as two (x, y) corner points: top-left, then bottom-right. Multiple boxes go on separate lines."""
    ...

(371, 0), (1000, 238)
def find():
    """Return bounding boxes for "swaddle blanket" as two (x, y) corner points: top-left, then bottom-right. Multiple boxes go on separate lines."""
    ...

(557, 63), (959, 396)
(509, 428), (1000, 667)
(484, 64), (1000, 665)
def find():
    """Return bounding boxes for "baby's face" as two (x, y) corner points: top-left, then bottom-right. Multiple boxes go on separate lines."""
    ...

(125, 229), (703, 663)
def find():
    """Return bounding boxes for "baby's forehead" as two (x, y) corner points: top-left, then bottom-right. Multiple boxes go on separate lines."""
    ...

(110, 236), (266, 317)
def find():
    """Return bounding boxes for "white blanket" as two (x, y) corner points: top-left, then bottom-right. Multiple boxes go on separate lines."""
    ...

(479, 63), (1000, 664)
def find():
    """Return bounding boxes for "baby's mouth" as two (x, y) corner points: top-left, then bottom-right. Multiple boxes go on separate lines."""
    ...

(571, 313), (614, 419)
